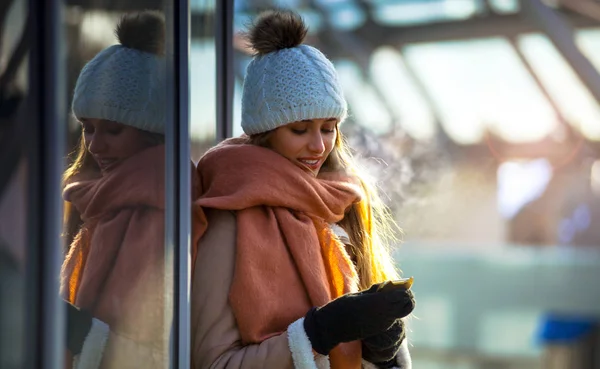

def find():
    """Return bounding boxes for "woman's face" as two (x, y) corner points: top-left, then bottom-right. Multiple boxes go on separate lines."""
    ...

(80, 118), (154, 174)
(267, 118), (338, 177)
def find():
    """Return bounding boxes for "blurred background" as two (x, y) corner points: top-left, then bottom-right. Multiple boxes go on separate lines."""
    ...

(213, 1), (600, 368)
(2, 0), (600, 368)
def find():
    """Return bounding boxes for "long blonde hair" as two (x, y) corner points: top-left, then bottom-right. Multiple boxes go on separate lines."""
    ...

(247, 127), (401, 289)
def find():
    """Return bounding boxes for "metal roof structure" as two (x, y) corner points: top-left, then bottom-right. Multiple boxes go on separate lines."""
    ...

(212, 0), (600, 160)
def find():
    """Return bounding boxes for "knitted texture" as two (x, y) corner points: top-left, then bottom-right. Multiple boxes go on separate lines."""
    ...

(72, 45), (166, 134)
(241, 45), (347, 135)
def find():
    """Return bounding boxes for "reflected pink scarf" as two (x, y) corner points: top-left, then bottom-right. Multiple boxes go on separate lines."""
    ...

(60, 145), (167, 343)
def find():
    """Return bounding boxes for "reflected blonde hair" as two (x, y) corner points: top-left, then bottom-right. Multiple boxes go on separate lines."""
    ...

(62, 136), (98, 251)
(247, 127), (400, 289)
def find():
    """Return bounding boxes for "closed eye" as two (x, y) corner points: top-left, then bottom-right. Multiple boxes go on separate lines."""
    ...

(106, 126), (123, 135)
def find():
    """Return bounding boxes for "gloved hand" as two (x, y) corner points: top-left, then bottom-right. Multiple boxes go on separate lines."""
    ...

(65, 301), (92, 355)
(362, 319), (406, 368)
(303, 282), (415, 355)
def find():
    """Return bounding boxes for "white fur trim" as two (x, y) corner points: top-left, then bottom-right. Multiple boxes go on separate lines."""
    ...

(287, 317), (330, 369)
(315, 355), (330, 369)
(72, 318), (109, 369)
(394, 339), (412, 369)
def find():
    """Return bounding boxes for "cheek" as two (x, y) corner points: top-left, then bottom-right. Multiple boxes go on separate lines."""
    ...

(286, 136), (306, 156)
(132, 135), (151, 152)
(270, 132), (300, 159)
(324, 134), (336, 155)
(83, 133), (92, 148)
(113, 132), (147, 158)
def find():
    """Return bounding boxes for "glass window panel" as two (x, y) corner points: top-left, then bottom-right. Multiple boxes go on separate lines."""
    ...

(268, 0), (303, 8)
(315, 0), (353, 6)
(372, 0), (480, 26)
(403, 38), (559, 144)
(576, 28), (600, 70)
(313, 1), (366, 31)
(576, 29), (600, 136)
(328, 3), (365, 31)
(0, 164), (28, 368)
(336, 59), (394, 134)
(232, 50), (248, 137)
(519, 33), (600, 140)
(190, 40), (217, 159)
(232, 80), (244, 137)
(233, 11), (251, 34)
(191, 0), (215, 10)
(488, 0), (519, 13)
(191, 0), (216, 163)
(62, 2), (175, 368)
(0, 1), (28, 366)
(370, 46), (437, 140)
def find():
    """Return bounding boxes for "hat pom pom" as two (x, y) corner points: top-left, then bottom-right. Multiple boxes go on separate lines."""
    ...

(115, 10), (165, 56)
(247, 10), (308, 55)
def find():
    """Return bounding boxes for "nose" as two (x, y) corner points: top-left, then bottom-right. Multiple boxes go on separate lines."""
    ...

(307, 131), (326, 154)
(87, 133), (107, 155)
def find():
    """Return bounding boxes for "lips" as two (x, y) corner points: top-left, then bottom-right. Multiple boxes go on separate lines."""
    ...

(297, 157), (323, 173)
(95, 157), (119, 171)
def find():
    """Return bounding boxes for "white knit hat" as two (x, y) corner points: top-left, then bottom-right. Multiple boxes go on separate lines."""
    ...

(241, 11), (347, 135)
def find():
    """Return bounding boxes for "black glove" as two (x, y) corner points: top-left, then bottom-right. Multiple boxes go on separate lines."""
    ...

(362, 319), (406, 368)
(303, 282), (415, 355)
(65, 301), (93, 355)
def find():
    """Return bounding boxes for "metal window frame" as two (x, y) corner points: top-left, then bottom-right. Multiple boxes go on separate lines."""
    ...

(25, 0), (66, 368)
(165, 0), (192, 367)
(521, 0), (600, 103)
(216, 0), (234, 141)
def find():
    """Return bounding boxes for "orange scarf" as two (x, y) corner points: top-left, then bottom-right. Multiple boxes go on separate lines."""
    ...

(193, 138), (363, 368)
(60, 145), (167, 344)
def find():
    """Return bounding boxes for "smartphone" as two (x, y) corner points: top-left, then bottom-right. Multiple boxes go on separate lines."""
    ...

(377, 277), (414, 292)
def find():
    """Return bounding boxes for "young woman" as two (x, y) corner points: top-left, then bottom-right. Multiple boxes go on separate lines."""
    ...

(192, 10), (415, 369)
(60, 11), (171, 369)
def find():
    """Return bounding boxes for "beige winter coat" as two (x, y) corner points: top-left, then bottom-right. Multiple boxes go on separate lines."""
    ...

(191, 209), (412, 369)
